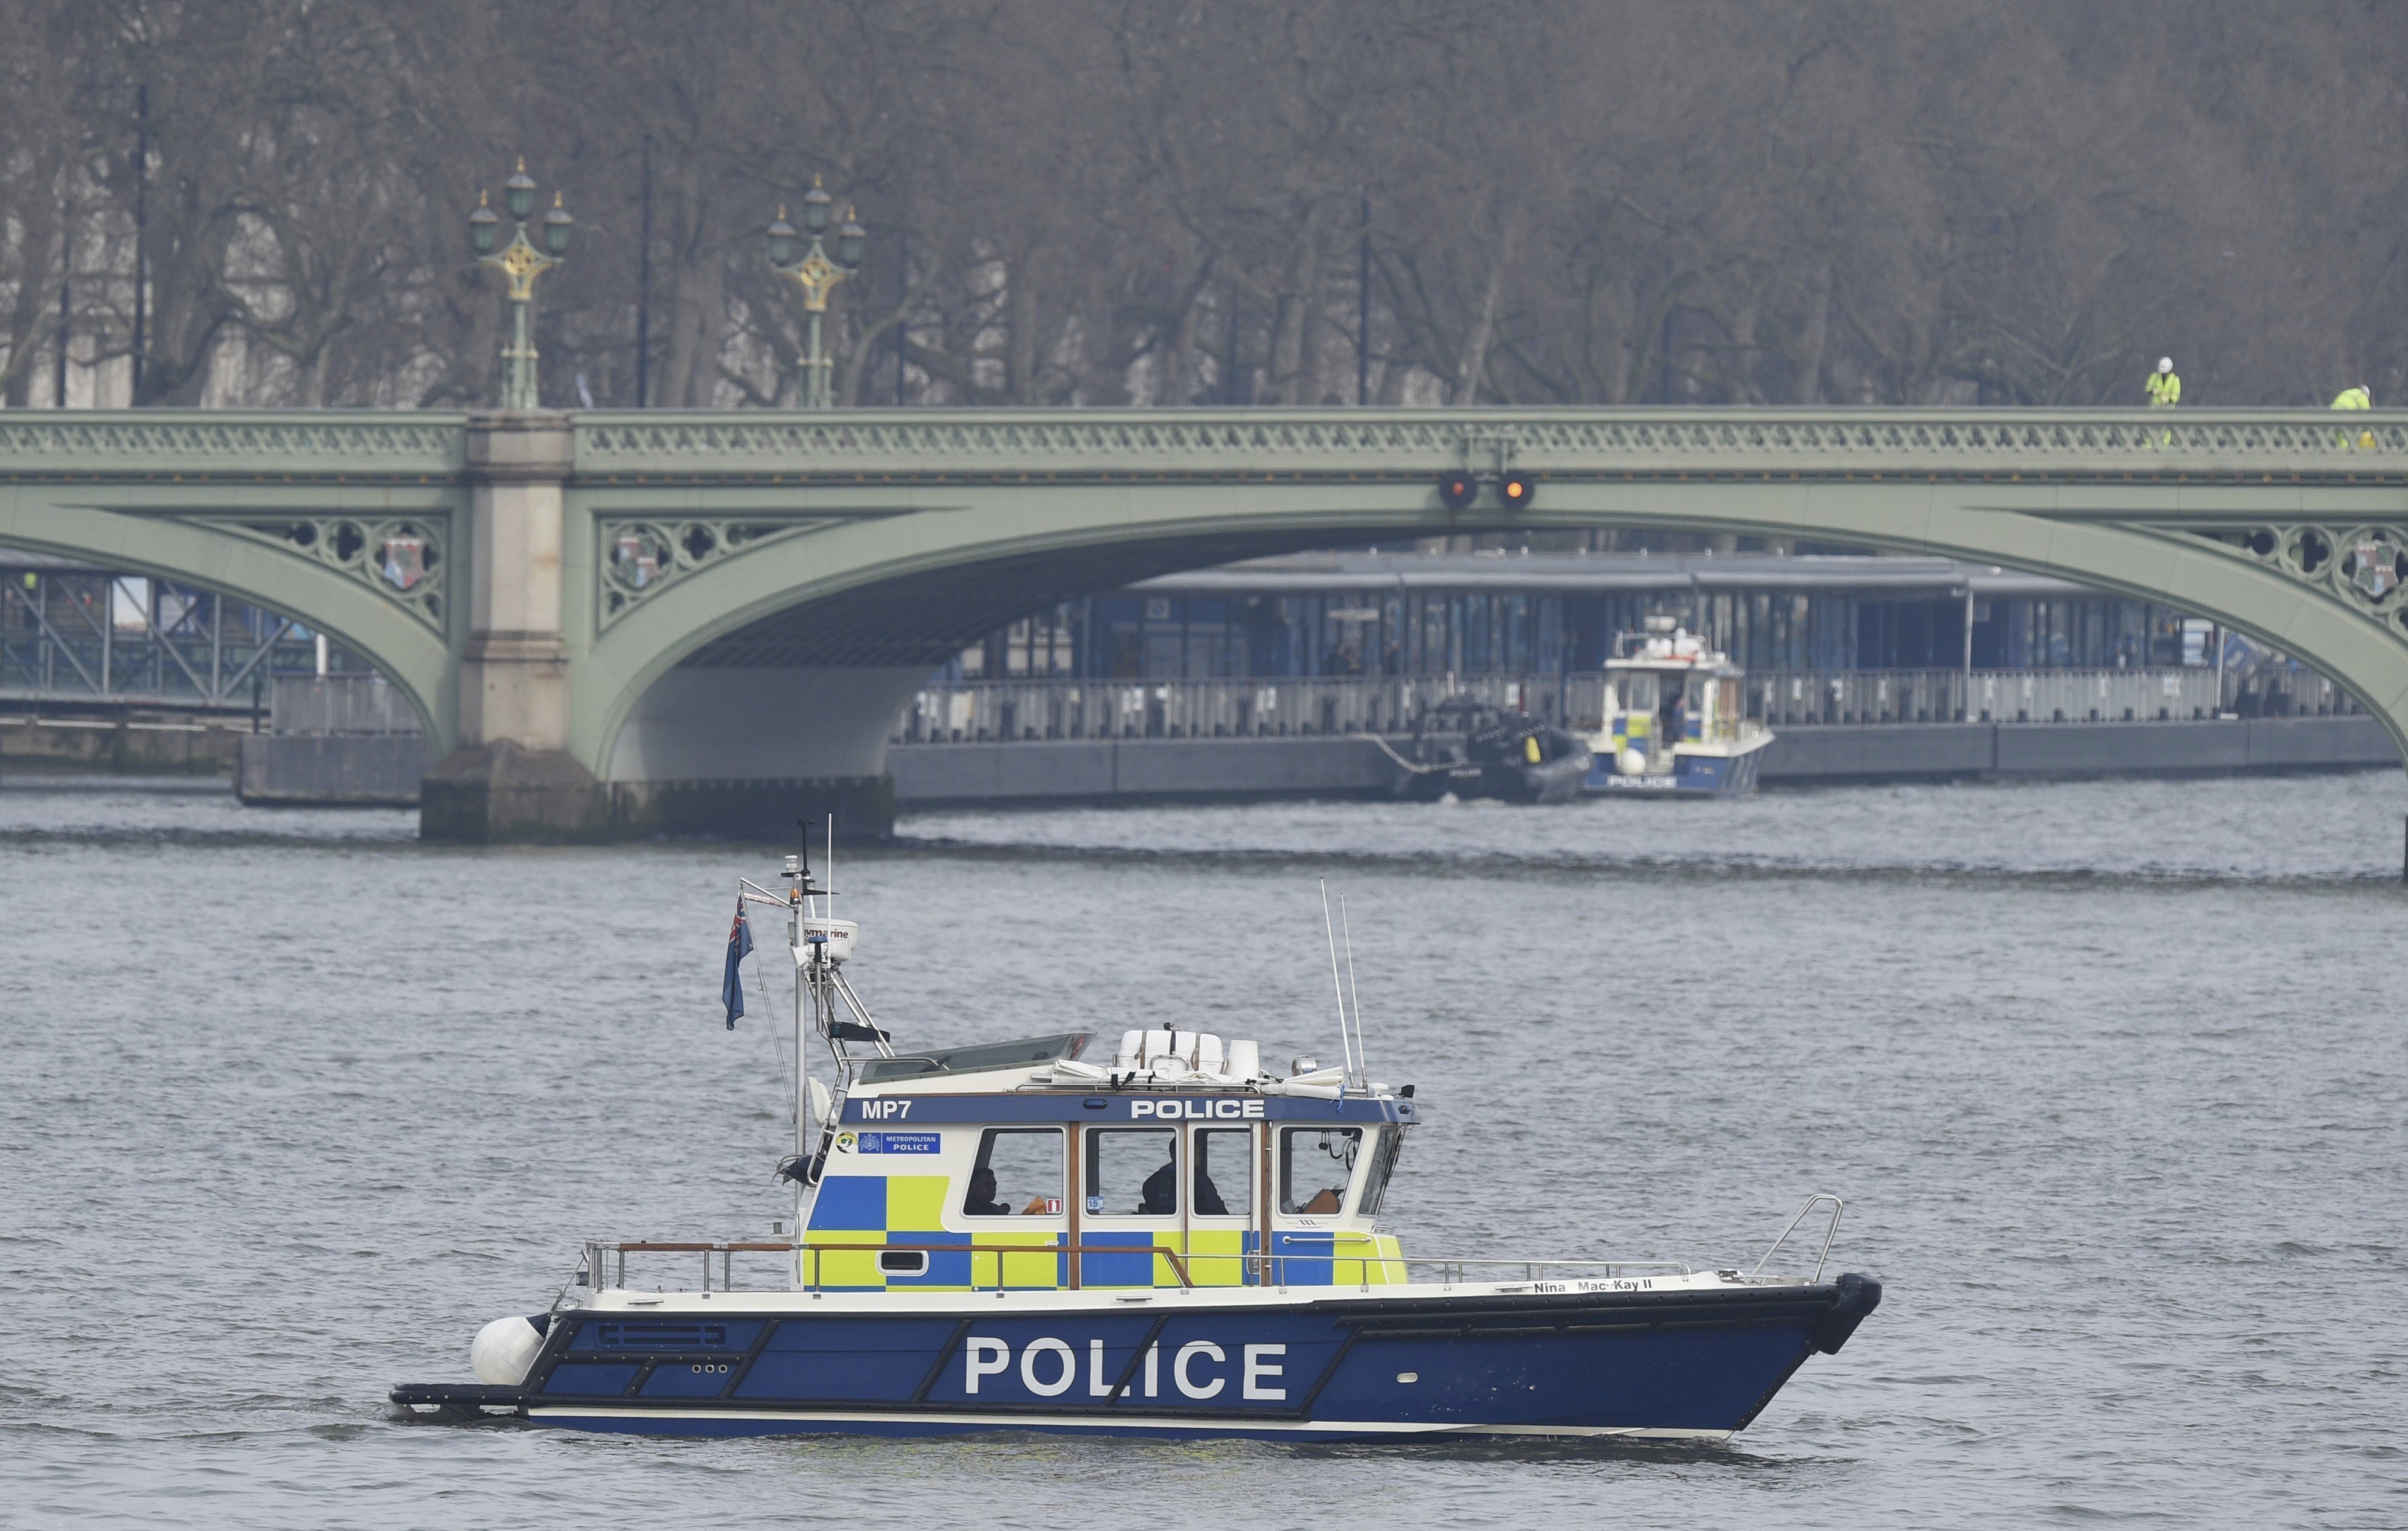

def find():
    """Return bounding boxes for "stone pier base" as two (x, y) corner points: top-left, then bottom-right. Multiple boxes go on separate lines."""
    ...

(419, 741), (894, 843)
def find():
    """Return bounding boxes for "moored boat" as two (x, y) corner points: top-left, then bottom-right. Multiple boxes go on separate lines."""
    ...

(393, 842), (1878, 1440)
(1390, 699), (1593, 805)
(1583, 618), (1774, 796)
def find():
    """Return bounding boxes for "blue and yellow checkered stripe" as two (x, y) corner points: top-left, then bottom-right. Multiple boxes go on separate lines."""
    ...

(1267, 1230), (1406, 1287)
(803, 1174), (1404, 1290)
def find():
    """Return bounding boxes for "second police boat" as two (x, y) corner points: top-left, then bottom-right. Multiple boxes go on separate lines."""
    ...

(1584, 616), (1775, 796)
(394, 837), (1880, 1440)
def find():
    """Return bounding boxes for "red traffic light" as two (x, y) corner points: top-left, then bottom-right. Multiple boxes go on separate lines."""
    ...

(1437, 471), (1479, 510)
(1499, 470), (1535, 508)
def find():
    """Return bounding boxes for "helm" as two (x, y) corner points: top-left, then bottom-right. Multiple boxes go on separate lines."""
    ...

(2157, 357), (2173, 372)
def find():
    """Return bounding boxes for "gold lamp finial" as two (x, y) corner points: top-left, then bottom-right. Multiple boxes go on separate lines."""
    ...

(516, 156), (527, 173)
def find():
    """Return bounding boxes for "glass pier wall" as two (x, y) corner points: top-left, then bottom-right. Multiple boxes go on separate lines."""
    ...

(943, 553), (2244, 684)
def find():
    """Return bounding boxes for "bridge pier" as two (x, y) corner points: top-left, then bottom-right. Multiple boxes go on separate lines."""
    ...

(420, 411), (902, 843)
(421, 412), (609, 841)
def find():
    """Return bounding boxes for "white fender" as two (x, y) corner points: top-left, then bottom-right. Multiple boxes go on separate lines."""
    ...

(470, 1314), (548, 1386)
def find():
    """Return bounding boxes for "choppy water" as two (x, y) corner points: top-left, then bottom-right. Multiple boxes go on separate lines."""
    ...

(4, 771), (2405, 1527)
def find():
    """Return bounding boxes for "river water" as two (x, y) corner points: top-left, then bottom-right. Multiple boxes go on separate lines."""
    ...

(4, 772), (2404, 1527)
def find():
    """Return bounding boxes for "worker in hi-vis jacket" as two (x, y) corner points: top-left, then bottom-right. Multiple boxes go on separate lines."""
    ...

(2146, 356), (2180, 446)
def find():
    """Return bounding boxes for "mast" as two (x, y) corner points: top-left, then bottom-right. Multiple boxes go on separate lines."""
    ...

(779, 823), (825, 1235)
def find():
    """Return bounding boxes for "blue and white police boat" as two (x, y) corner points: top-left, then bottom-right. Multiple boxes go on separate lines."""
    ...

(392, 848), (1879, 1441)
(1583, 618), (1774, 796)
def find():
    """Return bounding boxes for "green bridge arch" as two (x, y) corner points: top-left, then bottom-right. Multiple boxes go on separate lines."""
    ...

(570, 409), (2408, 777)
(0, 429), (467, 743)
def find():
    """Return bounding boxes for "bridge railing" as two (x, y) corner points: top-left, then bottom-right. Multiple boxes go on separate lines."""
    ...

(1754, 667), (2355, 723)
(893, 674), (1584, 744)
(268, 676), (422, 735)
(894, 667), (2358, 744)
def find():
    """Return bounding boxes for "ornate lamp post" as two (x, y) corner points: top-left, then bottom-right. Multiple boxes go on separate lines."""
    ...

(469, 159), (574, 409)
(767, 176), (866, 408)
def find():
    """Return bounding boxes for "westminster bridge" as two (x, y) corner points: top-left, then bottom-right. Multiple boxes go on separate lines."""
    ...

(0, 406), (2401, 839)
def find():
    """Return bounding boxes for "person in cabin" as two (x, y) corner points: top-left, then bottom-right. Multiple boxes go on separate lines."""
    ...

(1139, 1156), (1228, 1216)
(1141, 1160), (1177, 1215)
(963, 1166), (1011, 1216)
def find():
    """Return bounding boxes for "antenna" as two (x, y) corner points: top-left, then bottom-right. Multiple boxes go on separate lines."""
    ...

(1339, 893), (1366, 1085)
(825, 813), (836, 924)
(1319, 880), (1356, 1080)
(792, 819), (830, 910)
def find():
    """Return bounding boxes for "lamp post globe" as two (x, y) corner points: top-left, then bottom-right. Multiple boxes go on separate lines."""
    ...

(767, 208), (799, 269)
(542, 194), (574, 257)
(469, 193), (499, 255)
(504, 160), (537, 222)
(800, 176), (833, 235)
(836, 209), (865, 270)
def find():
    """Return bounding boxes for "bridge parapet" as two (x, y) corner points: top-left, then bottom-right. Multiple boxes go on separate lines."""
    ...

(0, 411), (466, 479)
(0, 406), (2391, 485)
(569, 407), (2408, 485)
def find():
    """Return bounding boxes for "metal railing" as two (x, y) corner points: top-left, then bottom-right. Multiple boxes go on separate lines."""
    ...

(893, 674), (1580, 743)
(1752, 1195), (1845, 1285)
(1755, 668), (2223, 724)
(581, 1238), (1700, 1296)
(269, 676), (423, 735)
(895, 666), (2359, 744)
(1756, 667), (2359, 724)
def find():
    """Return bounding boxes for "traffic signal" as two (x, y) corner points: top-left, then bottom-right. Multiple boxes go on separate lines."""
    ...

(1436, 471), (1479, 510)
(1499, 470), (1536, 510)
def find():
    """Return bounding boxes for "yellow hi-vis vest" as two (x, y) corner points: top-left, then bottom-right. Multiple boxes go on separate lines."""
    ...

(2333, 386), (2374, 448)
(2146, 371), (2181, 406)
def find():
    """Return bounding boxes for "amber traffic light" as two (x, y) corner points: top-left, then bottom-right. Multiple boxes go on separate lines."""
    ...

(1499, 470), (1535, 509)
(1437, 471), (1479, 510)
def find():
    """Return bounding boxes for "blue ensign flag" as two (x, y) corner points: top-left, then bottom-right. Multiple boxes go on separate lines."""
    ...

(722, 901), (752, 1029)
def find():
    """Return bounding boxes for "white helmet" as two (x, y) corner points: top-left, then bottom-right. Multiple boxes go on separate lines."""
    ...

(2157, 357), (2173, 372)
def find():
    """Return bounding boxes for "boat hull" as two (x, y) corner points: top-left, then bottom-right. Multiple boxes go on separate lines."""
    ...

(1584, 737), (1770, 797)
(398, 1276), (1879, 1442)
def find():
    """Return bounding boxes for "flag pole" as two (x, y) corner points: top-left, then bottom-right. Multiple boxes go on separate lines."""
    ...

(789, 825), (810, 1242)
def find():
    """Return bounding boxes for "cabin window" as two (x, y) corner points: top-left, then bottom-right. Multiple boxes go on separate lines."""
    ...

(1086, 1127), (1178, 1216)
(1356, 1128), (1403, 1218)
(1192, 1128), (1252, 1219)
(1619, 673), (1659, 712)
(879, 1250), (929, 1276)
(964, 1128), (1063, 1217)
(1279, 1127), (1361, 1215)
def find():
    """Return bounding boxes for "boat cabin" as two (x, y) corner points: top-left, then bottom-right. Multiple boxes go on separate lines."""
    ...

(801, 1028), (1414, 1292)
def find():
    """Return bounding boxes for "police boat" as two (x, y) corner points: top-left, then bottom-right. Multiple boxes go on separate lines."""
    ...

(1390, 698), (1593, 805)
(1583, 617), (1774, 796)
(392, 846), (1879, 1441)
